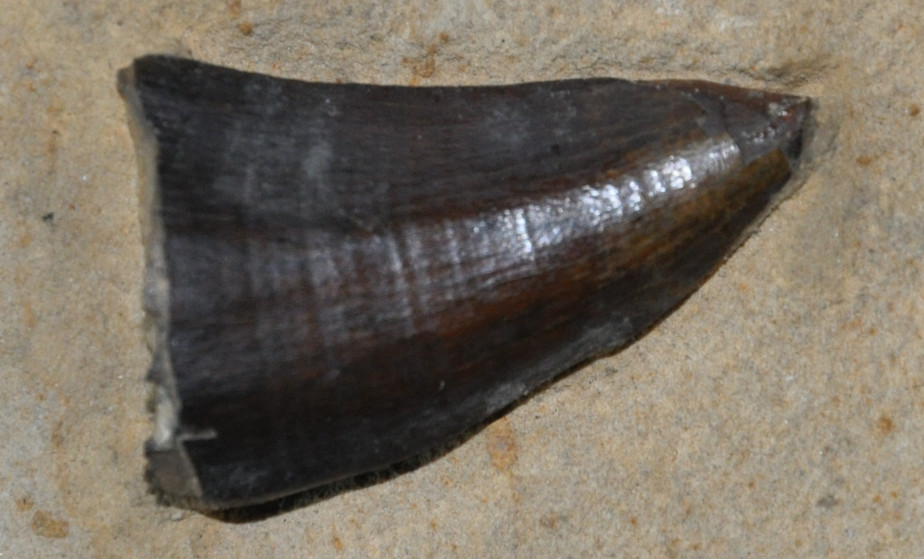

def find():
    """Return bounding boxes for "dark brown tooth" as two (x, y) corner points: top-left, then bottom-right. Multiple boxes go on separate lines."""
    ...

(118, 55), (811, 510)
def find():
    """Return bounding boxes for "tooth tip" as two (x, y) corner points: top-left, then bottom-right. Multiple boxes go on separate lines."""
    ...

(655, 79), (811, 168)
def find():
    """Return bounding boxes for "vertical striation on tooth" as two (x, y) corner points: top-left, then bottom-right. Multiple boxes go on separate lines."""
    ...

(118, 55), (811, 510)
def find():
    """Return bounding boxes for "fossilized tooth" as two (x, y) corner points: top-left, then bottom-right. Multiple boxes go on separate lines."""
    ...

(118, 55), (810, 510)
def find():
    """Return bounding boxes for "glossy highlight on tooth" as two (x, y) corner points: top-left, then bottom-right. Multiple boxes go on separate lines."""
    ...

(117, 55), (811, 510)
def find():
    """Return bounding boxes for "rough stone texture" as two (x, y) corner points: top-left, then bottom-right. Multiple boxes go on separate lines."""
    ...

(0, 1), (920, 557)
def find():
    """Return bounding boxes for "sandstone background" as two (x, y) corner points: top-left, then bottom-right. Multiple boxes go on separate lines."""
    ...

(2, 1), (922, 556)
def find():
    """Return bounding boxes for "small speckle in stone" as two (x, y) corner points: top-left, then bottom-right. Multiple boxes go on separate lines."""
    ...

(816, 494), (839, 509)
